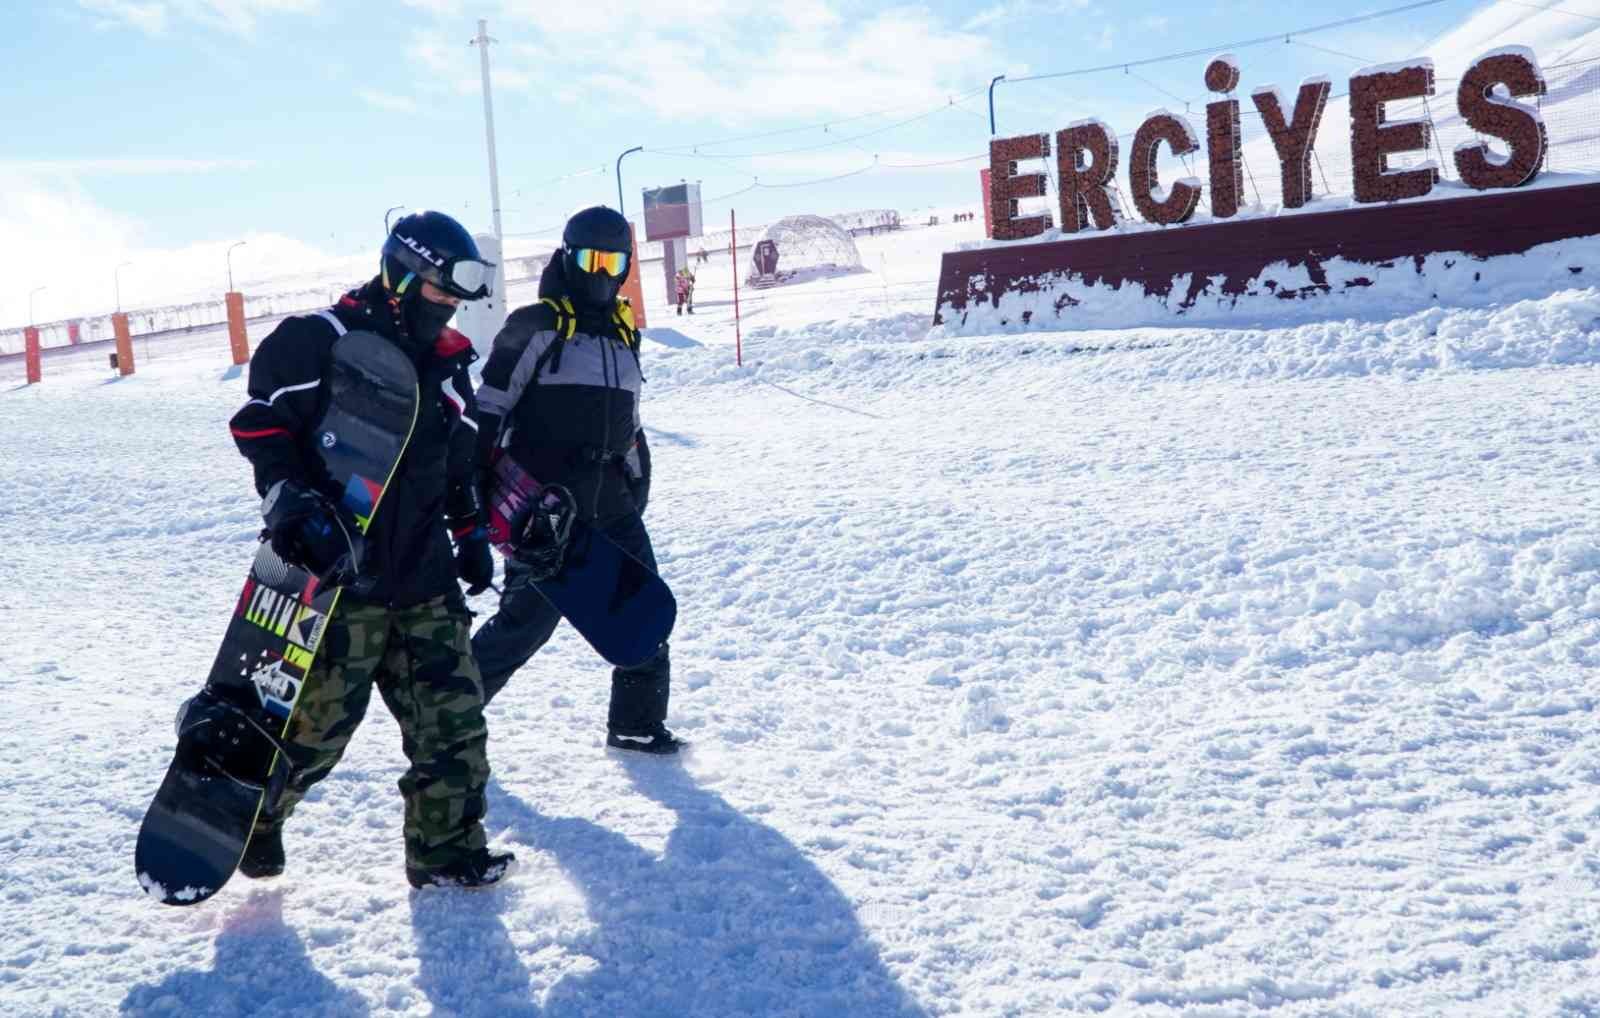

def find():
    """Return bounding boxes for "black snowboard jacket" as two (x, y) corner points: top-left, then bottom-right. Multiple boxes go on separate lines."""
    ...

(470, 260), (651, 523)
(229, 281), (482, 608)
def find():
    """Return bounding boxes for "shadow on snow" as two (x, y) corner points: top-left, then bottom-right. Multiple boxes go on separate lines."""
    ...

(472, 758), (931, 1018)
(120, 888), (369, 1018)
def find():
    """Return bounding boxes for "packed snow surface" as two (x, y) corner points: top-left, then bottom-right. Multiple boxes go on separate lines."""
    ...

(2, 215), (1599, 1017)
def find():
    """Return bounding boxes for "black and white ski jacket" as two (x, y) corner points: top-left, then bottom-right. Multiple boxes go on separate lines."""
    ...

(228, 281), (482, 608)
(471, 265), (651, 522)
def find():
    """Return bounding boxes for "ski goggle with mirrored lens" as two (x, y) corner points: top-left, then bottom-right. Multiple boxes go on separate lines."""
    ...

(571, 248), (629, 277)
(385, 234), (496, 301)
(435, 257), (494, 300)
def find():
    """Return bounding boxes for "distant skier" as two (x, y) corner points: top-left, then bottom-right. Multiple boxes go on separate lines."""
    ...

(470, 206), (682, 754)
(228, 210), (514, 888)
(675, 267), (696, 315)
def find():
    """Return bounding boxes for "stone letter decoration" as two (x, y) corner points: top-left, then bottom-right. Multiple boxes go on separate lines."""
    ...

(1057, 119), (1123, 232)
(1205, 55), (1244, 219)
(1350, 60), (1439, 204)
(988, 133), (1053, 240)
(1252, 78), (1331, 209)
(1129, 112), (1202, 225)
(1454, 47), (1548, 190)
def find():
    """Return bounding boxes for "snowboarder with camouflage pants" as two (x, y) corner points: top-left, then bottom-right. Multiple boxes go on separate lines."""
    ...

(229, 210), (514, 888)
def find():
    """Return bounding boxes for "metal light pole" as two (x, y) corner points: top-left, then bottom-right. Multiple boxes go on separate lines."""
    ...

(29, 286), (46, 325)
(988, 74), (1006, 135)
(472, 20), (504, 250)
(385, 205), (406, 231)
(616, 146), (643, 215)
(114, 261), (132, 312)
(226, 241), (247, 292)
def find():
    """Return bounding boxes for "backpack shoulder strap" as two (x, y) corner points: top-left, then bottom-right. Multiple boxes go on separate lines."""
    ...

(532, 296), (577, 381)
(611, 298), (641, 351)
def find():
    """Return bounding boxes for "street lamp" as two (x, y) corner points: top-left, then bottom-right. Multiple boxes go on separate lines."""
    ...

(28, 286), (46, 325)
(616, 145), (643, 216)
(226, 241), (247, 293)
(115, 261), (132, 312)
(385, 205), (406, 231)
(988, 74), (1006, 135)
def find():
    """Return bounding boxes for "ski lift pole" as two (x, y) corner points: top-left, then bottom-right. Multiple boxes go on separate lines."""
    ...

(731, 209), (742, 367)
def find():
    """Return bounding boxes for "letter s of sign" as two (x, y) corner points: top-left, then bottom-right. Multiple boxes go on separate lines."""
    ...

(1454, 48), (1548, 190)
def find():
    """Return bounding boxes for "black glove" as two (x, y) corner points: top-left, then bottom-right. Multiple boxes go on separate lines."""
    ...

(512, 485), (576, 582)
(262, 480), (350, 577)
(456, 528), (495, 596)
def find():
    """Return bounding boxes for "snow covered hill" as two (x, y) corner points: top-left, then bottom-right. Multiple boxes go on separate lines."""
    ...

(3, 237), (1599, 1014)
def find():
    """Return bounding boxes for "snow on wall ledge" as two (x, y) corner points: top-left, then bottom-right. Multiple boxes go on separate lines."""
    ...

(934, 178), (1600, 334)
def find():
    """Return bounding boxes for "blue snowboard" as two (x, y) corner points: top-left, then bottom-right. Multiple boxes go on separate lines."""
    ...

(486, 455), (675, 668)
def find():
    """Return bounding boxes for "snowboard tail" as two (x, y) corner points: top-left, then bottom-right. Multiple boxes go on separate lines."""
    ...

(136, 330), (420, 906)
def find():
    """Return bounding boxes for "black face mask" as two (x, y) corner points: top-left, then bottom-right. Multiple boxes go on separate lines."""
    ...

(404, 294), (457, 346)
(563, 251), (624, 311)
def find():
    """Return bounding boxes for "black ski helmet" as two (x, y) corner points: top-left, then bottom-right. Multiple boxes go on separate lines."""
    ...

(381, 210), (494, 302)
(561, 206), (632, 309)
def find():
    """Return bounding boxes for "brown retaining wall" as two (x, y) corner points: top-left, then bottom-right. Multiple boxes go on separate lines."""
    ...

(934, 181), (1600, 328)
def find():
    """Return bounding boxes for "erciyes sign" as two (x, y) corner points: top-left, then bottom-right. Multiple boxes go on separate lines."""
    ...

(989, 47), (1550, 241)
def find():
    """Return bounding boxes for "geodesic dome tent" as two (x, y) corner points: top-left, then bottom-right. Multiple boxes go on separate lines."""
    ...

(746, 215), (863, 285)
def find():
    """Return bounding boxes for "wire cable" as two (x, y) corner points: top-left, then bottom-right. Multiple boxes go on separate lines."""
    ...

(1005, 0), (1466, 84)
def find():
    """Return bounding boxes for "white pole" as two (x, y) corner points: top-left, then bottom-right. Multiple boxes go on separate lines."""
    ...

(474, 22), (504, 248)
(472, 19), (508, 342)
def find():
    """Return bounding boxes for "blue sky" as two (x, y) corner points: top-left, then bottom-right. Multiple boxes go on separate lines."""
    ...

(0, 0), (1510, 322)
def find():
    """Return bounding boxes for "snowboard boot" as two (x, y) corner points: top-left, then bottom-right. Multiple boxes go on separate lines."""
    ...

(606, 724), (686, 756)
(238, 824), (285, 879)
(407, 847), (516, 890)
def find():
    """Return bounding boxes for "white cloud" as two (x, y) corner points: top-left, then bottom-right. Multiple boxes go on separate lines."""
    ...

(961, 0), (1090, 31)
(76, 0), (319, 36)
(506, 6), (1003, 125)
(0, 158), (257, 175)
(0, 165), (343, 329)
(356, 89), (419, 114)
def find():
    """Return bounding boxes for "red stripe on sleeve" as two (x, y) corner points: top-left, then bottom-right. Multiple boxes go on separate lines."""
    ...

(231, 426), (293, 440)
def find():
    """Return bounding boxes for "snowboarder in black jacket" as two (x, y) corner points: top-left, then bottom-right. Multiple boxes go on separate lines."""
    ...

(227, 210), (514, 888)
(471, 206), (681, 754)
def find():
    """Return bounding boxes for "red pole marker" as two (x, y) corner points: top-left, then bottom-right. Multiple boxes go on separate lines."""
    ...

(731, 209), (742, 368)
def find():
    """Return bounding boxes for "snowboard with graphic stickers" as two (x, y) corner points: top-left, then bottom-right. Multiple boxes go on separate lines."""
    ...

(135, 329), (419, 906)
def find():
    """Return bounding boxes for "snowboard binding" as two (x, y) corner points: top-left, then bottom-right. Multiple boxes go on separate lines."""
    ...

(174, 688), (298, 808)
(510, 484), (577, 581)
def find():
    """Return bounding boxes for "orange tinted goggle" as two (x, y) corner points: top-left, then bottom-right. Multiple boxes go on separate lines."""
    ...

(572, 247), (629, 276)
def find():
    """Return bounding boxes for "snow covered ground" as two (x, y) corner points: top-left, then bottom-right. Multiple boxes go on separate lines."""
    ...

(2, 211), (1599, 1017)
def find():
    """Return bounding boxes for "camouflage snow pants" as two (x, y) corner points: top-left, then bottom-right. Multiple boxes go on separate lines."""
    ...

(254, 596), (491, 869)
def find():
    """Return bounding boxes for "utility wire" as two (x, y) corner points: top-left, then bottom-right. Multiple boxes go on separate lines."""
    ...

(653, 92), (984, 154)
(1288, 38), (1380, 67)
(1498, 0), (1600, 23)
(648, 90), (987, 161)
(1005, 0), (1466, 83)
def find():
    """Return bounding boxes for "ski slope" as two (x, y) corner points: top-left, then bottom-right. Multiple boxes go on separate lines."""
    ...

(2, 205), (1598, 1015)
